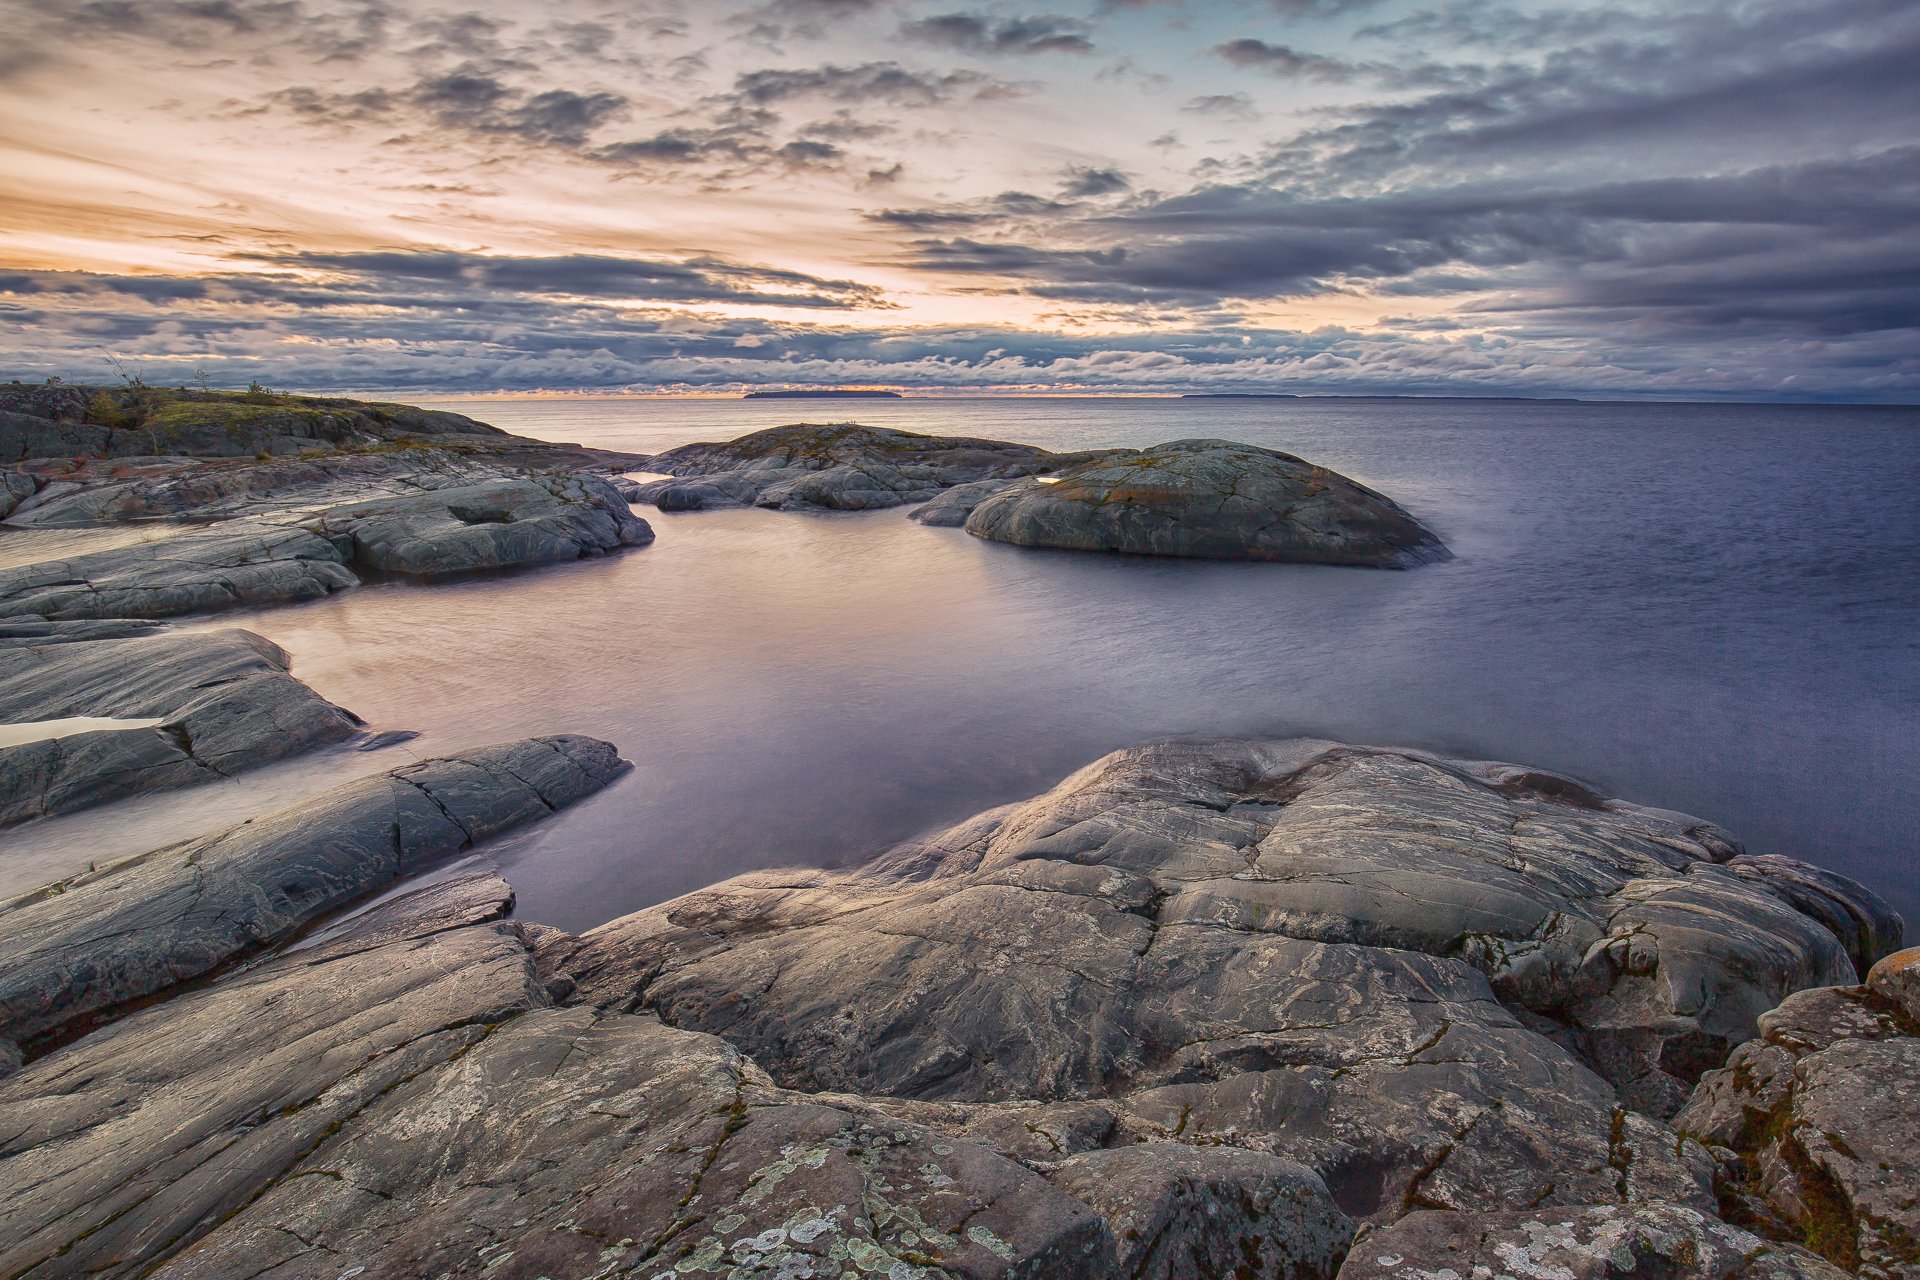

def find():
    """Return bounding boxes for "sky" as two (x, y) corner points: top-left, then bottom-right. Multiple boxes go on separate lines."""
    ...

(1, 0), (1915, 399)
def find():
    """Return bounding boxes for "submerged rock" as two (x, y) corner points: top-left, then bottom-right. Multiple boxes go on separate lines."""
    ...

(1674, 947), (1920, 1277)
(0, 627), (361, 825)
(0, 735), (626, 1057)
(629, 423), (1062, 512)
(965, 439), (1450, 566)
(559, 739), (1899, 1224)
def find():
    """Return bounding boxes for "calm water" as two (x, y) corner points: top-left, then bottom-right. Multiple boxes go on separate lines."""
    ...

(5, 396), (1917, 933)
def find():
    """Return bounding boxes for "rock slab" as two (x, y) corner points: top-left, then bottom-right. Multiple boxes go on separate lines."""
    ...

(0, 735), (627, 1058)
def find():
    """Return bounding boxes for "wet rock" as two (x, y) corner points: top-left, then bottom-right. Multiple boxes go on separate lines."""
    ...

(0, 735), (627, 1054)
(1674, 950), (1920, 1278)
(1048, 1143), (1353, 1279)
(964, 439), (1450, 566)
(308, 471), (653, 574)
(630, 423), (1062, 512)
(1337, 1203), (1852, 1279)
(0, 627), (361, 825)
(560, 740), (1890, 1225)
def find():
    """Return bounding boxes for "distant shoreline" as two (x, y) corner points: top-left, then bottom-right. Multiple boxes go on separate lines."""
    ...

(742, 389), (904, 400)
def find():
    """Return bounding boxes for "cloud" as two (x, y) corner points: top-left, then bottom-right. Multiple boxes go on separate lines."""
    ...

(900, 12), (1095, 56)
(1214, 38), (1358, 81)
(729, 61), (1002, 105)
(1183, 93), (1260, 121)
(1060, 166), (1131, 198)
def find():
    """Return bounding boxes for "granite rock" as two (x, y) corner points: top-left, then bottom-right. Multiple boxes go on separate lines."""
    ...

(558, 740), (1896, 1226)
(965, 439), (1450, 566)
(0, 627), (361, 825)
(1675, 949), (1920, 1278)
(1337, 1203), (1852, 1279)
(0, 735), (627, 1055)
(630, 423), (1063, 512)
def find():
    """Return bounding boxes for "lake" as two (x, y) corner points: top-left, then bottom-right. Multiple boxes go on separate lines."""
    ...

(6, 395), (1917, 933)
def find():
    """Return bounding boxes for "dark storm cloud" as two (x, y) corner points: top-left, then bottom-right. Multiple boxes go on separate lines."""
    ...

(900, 12), (1095, 56)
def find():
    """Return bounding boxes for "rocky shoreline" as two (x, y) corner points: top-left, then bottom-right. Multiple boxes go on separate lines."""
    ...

(0, 389), (1912, 1280)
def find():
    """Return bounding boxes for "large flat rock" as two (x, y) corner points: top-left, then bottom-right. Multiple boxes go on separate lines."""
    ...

(964, 438), (1450, 566)
(0, 735), (627, 1059)
(557, 740), (1898, 1226)
(0, 627), (361, 825)
(0, 473), (652, 619)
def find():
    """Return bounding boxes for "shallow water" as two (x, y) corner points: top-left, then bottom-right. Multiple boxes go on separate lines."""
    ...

(4, 396), (1917, 932)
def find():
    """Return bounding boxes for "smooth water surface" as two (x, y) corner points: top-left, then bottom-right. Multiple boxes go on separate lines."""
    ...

(6, 396), (1917, 931)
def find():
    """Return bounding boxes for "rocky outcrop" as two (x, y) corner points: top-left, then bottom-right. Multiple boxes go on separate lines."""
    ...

(0, 384), (508, 462)
(0, 473), (652, 619)
(0, 870), (1342, 1280)
(965, 439), (1450, 566)
(556, 739), (1898, 1226)
(1338, 1203), (1851, 1278)
(1674, 947), (1920, 1278)
(0, 738), (1904, 1279)
(0, 736), (626, 1058)
(628, 423), (1065, 512)
(0, 627), (361, 825)
(309, 472), (653, 574)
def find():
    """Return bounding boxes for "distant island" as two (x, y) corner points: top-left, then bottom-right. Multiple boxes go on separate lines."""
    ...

(1181, 393), (1300, 399)
(742, 389), (903, 399)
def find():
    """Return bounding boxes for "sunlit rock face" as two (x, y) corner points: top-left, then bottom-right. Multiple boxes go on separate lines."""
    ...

(964, 439), (1450, 566)
(560, 739), (1898, 1224)
(1675, 948), (1920, 1279)
(627, 423), (1076, 512)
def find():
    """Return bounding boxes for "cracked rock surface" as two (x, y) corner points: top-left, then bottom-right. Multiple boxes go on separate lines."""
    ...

(628, 423), (1083, 512)
(0, 735), (626, 1060)
(1675, 947), (1920, 1278)
(0, 626), (361, 826)
(964, 439), (1450, 566)
(557, 739), (1898, 1226)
